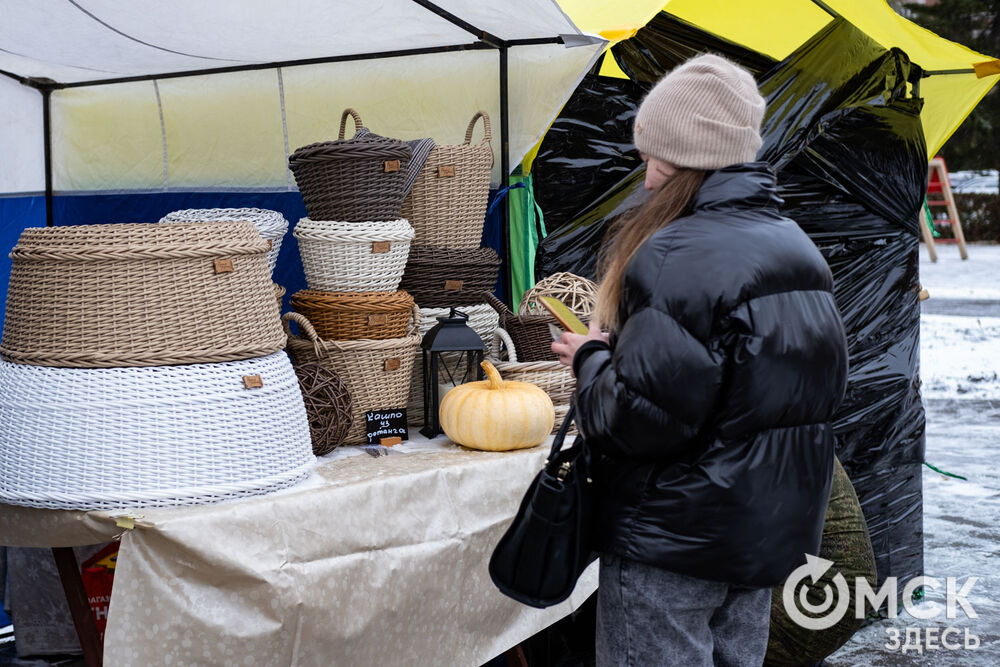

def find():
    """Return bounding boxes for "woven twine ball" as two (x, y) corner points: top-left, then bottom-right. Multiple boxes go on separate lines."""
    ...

(293, 362), (353, 456)
(519, 272), (599, 319)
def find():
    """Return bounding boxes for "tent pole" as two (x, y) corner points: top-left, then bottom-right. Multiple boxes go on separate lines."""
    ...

(42, 88), (53, 227)
(499, 44), (514, 308)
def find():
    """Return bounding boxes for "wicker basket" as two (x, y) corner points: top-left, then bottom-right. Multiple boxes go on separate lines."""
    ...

(274, 283), (286, 312)
(406, 303), (500, 424)
(290, 289), (415, 340)
(284, 310), (421, 445)
(294, 218), (414, 292)
(1, 222), (284, 368)
(485, 293), (557, 362)
(519, 272), (598, 320)
(490, 328), (576, 435)
(489, 328), (574, 404)
(289, 109), (412, 222)
(0, 351), (314, 510)
(400, 246), (501, 308)
(160, 208), (289, 274)
(401, 111), (493, 248)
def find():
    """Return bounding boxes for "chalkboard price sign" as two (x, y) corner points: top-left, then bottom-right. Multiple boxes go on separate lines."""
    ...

(365, 409), (409, 445)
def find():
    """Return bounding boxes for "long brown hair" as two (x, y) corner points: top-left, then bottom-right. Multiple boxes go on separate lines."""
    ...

(595, 168), (707, 331)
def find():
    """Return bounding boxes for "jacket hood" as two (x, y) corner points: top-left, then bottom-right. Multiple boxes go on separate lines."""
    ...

(692, 162), (784, 212)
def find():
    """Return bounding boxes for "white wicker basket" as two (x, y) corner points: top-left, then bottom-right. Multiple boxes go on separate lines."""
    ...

(160, 208), (289, 274)
(294, 218), (414, 292)
(407, 303), (499, 424)
(0, 351), (314, 510)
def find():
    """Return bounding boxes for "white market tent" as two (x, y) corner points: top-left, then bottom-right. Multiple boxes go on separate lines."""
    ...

(0, 0), (606, 307)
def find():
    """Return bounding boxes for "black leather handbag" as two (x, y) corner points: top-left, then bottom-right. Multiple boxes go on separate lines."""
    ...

(488, 405), (597, 608)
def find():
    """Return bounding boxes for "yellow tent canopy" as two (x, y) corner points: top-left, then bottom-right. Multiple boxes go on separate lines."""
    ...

(558, 0), (999, 160)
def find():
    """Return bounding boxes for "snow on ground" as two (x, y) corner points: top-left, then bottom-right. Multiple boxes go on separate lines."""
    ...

(830, 243), (1000, 666)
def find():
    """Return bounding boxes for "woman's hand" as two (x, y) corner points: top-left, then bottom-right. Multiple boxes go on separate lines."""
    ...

(552, 320), (610, 370)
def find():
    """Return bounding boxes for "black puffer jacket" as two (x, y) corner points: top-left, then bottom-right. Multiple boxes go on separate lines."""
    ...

(573, 162), (848, 587)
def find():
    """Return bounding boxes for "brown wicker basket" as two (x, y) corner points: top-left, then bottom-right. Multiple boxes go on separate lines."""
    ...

(283, 310), (421, 445)
(290, 289), (415, 340)
(1, 222), (284, 368)
(485, 293), (557, 362)
(400, 246), (501, 308)
(401, 111), (493, 248)
(288, 109), (412, 222)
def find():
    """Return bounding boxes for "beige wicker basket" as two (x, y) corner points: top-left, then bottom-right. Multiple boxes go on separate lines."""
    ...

(283, 309), (421, 445)
(274, 283), (286, 312)
(401, 111), (493, 248)
(489, 328), (575, 405)
(294, 218), (414, 292)
(2, 222), (284, 368)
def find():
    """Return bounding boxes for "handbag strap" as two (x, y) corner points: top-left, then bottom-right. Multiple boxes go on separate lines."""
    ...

(546, 403), (576, 461)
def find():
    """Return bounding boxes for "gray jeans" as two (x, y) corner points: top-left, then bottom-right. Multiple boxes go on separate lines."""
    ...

(596, 555), (771, 667)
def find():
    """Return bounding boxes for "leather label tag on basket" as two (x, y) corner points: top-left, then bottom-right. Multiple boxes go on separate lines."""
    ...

(444, 280), (464, 291)
(384, 160), (401, 173)
(368, 314), (389, 326)
(437, 164), (456, 178)
(242, 374), (264, 389)
(371, 241), (391, 254)
(384, 358), (401, 372)
(214, 258), (234, 274)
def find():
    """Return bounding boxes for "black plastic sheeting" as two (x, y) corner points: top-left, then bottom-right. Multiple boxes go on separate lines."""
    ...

(533, 14), (926, 587)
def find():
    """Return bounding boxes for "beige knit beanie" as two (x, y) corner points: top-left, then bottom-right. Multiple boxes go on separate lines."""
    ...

(634, 54), (765, 170)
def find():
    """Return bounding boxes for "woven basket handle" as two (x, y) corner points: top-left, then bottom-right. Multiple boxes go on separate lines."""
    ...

(464, 111), (492, 146)
(407, 304), (421, 337)
(493, 327), (518, 363)
(282, 312), (329, 359)
(338, 108), (364, 140)
(485, 292), (513, 323)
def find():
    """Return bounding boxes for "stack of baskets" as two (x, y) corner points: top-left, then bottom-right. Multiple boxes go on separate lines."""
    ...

(393, 111), (498, 421)
(0, 222), (314, 511)
(159, 207), (290, 311)
(287, 109), (425, 447)
(487, 273), (598, 434)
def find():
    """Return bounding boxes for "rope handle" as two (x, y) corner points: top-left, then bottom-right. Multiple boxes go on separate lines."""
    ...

(464, 111), (492, 146)
(493, 327), (519, 363)
(282, 312), (329, 360)
(338, 108), (364, 140)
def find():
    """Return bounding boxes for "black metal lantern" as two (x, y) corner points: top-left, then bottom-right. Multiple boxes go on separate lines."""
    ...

(420, 308), (486, 438)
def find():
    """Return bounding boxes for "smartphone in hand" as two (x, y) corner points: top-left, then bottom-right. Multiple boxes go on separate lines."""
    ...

(537, 296), (589, 335)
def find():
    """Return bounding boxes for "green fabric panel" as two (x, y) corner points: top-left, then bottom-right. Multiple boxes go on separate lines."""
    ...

(508, 173), (545, 310)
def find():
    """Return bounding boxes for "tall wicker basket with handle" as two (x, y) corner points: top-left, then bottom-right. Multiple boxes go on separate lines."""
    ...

(401, 111), (493, 248)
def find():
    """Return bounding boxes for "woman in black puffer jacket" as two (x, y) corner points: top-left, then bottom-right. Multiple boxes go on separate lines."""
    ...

(552, 54), (849, 666)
